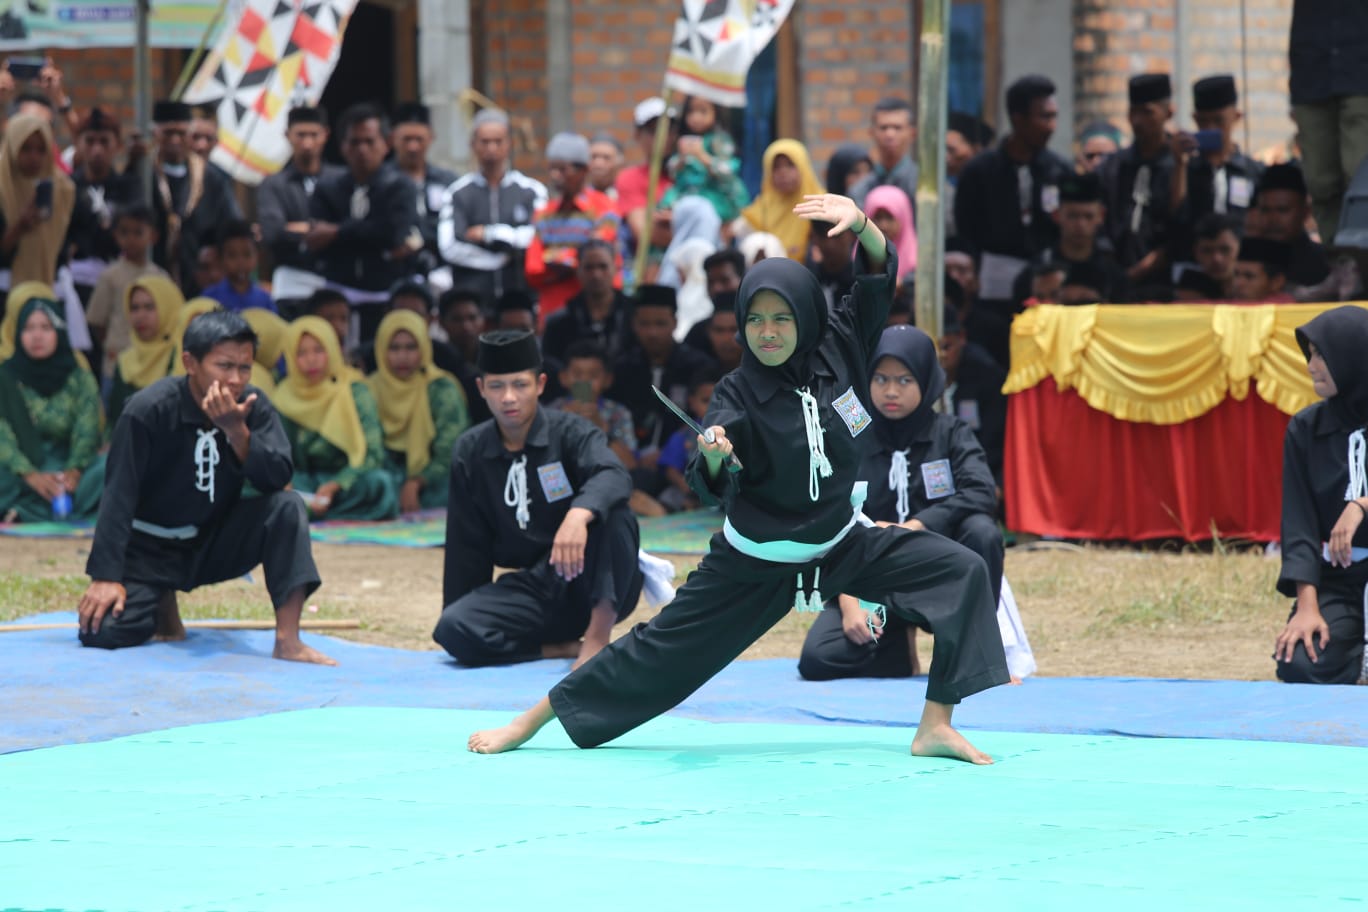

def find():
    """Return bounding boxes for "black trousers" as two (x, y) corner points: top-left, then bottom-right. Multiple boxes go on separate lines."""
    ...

(798, 514), (1004, 681)
(550, 522), (1010, 748)
(80, 492), (321, 650)
(1275, 573), (1366, 685)
(433, 504), (643, 666)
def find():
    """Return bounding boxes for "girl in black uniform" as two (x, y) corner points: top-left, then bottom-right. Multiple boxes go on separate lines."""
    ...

(1274, 306), (1368, 684)
(798, 324), (1004, 681)
(469, 194), (1010, 764)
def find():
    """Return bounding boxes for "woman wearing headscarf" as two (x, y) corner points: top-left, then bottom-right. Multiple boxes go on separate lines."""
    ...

(107, 275), (184, 428)
(864, 184), (917, 284)
(0, 115), (75, 287)
(0, 280), (60, 360)
(736, 139), (825, 260)
(368, 309), (469, 514)
(240, 307), (288, 397)
(825, 143), (874, 198)
(274, 315), (397, 521)
(470, 194), (1009, 764)
(1274, 306), (1368, 685)
(798, 324), (1003, 681)
(0, 297), (104, 521)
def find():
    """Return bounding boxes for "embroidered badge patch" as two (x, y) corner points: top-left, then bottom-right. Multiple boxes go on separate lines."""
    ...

(957, 399), (981, 429)
(832, 387), (872, 437)
(537, 461), (574, 502)
(921, 458), (956, 499)
(1041, 184), (1060, 214)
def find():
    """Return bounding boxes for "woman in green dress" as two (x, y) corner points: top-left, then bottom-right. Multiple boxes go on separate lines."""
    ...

(274, 315), (397, 521)
(0, 298), (104, 521)
(367, 309), (470, 513)
(105, 275), (184, 428)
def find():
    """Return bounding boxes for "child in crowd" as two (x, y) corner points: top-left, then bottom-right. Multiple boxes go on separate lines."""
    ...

(865, 185), (917, 288)
(549, 340), (637, 471)
(192, 243), (223, 296)
(85, 203), (168, 378)
(495, 290), (538, 334)
(659, 96), (750, 224)
(655, 366), (722, 513)
(202, 219), (276, 313)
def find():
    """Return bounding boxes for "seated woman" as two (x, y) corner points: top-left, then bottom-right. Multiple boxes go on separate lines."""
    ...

(735, 139), (825, 260)
(1274, 306), (1368, 685)
(0, 297), (104, 522)
(274, 315), (397, 521)
(368, 310), (469, 514)
(107, 275), (184, 428)
(240, 306), (288, 396)
(799, 324), (1003, 681)
(0, 281), (60, 359)
(864, 185), (917, 291)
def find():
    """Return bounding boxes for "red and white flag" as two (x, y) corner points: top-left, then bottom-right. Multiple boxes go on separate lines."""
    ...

(664, 0), (797, 108)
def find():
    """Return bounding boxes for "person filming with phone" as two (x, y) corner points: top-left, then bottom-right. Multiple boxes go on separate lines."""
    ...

(0, 111), (73, 288)
(1169, 74), (1266, 260)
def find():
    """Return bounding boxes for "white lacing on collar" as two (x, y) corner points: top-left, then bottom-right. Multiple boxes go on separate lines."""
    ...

(796, 386), (833, 502)
(504, 454), (530, 530)
(194, 429), (220, 503)
(1347, 429), (1367, 504)
(889, 449), (911, 524)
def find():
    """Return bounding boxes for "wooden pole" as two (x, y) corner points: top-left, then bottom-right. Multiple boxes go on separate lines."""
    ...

(134, 0), (153, 207)
(631, 86), (675, 294)
(0, 619), (362, 633)
(913, 0), (950, 341)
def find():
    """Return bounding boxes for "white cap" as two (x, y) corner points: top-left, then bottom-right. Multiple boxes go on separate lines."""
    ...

(633, 97), (675, 128)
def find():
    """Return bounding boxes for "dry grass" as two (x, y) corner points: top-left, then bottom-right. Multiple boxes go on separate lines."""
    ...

(0, 536), (1286, 680)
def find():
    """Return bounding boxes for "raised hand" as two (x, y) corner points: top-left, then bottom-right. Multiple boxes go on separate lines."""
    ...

(793, 194), (864, 236)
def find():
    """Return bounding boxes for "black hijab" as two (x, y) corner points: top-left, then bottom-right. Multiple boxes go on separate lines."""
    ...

(0, 298), (77, 468)
(735, 256), (828, 389)
(1296, 305), (1368, 428)
(826, 143), (873, 196)
(869, 324), (945, 450)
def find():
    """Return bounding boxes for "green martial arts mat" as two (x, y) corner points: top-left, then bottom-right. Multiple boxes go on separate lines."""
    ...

(4, 707), (1367, 911)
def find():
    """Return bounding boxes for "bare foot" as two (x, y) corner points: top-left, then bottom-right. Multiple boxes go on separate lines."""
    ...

(542, 640), (580, 660)
(1009, 675), (1023, 685)
(151, 591), (186, 642)
(468, 698), (555, 754)
(911, 723), (993, 765)
(273, 637), (338, 666)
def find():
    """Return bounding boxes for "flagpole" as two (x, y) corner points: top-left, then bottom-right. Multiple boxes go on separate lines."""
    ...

(135, 0), (153, 206)
(632, 83), (674, 295)
(913, 0), (949, 341)
(171, 0), (233, 100)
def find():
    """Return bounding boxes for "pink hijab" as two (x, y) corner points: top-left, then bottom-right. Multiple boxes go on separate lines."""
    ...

(864, 185), (917, 280)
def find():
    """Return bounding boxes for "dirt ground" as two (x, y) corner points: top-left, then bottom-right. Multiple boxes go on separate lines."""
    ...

(0, 536), (1289, 680)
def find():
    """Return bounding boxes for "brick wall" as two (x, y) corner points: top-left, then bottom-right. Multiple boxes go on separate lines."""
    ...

(476, 0), (550, 175)
(569, 1), (674, 148)
(1073, 0), (1293, 162)
(48, 47), (181, 128)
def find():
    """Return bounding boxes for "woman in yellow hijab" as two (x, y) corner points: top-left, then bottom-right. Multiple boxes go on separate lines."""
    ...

(0, 280), (57, 360)
(107, 276), (184, 427)
(274, 315), (397, 521)
(367, 310), (470, 513)
(737, 139), (825, 260)
(0, 115), (75, 287)
(240, 307), (288, 397)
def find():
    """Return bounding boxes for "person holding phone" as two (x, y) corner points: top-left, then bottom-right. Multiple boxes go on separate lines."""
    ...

(1168, 75), (1266, 262)
(0, 113), (73, 287)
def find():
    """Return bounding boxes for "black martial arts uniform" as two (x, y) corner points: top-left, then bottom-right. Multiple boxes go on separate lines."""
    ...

(151, 155), (242, 294)
(548, 246), (1009, 749)
(435, 407), (642, 666)
(410, 163), (459, 269)
(1276, 307), (1368, 684)
(256, 160), (346, 272)
(1098, 144), (1177, 278)
(799, 325), (1004, 680)
(82, 376), (320, 649)
(309, 163), (420, 293)
(608, 340), (717, 453)
(947, 340), (1008, 491)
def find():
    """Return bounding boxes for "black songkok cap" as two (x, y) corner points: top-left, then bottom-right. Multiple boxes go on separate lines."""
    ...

(1128, 73), (1172, 106)
(477, 330), (542, 374)
(1237, 237), (1293, 273)
(393, 102), (431, 126)
(1193, 75), (1238, 112)
(634, 284), (678, 313)
(496, 289), (537, 314)
(1059, 171), (1103, 204)
(76, 106), (121, 137)
(1257, 163), (1308, 198)
(1176, 268), (1224, 299)
(152, 100), (192, 124)
(1063, 260), (1112, 296)
(287, 106), (327, 128)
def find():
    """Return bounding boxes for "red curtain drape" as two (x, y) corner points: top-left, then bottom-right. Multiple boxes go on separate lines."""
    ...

(1005, 378), (1289, 542)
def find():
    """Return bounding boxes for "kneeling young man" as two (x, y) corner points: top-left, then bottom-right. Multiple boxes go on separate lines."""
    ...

(78, 311), (335, 665)
(434, 330), (642, 669)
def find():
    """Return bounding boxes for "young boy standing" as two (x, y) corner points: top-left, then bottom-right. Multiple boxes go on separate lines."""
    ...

(85, 204), (169, 378)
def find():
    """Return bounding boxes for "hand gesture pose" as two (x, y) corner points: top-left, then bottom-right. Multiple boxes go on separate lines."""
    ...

(201, 380), (256, 436)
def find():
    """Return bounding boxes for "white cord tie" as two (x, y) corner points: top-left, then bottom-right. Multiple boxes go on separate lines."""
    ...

(797, 386), (833, 502)
(1130, 165), (1151, 235)
(793, 567), (824, 613)
(194, 429), (220, 503)
(1346, 429), (1366, 502)
(889, 448), (911, 524)
(504, 454), (530, 530)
